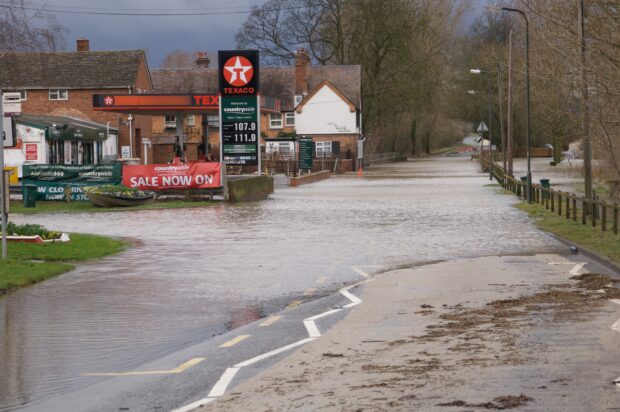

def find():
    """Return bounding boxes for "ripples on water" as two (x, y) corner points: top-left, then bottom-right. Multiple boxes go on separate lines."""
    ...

(0, 157), (560, 410)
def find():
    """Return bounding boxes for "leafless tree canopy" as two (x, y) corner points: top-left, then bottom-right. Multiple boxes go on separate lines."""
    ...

(0, 0), (65, 52)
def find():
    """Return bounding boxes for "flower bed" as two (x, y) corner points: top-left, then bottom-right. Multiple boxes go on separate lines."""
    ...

(6, 223), (70, 243)
(83, 185), (155, 207)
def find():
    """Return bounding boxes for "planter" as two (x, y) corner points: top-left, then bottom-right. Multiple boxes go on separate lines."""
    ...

(7, 233), (71, 243)
(87, 192), (155, 207)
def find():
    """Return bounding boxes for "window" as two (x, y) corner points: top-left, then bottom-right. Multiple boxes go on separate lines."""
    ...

(186, 114), (196, 126)
(49, 89), (68, 100)
(284, 112), (295, 127)
(315, 141), (332, 158)
(164, 115), (176, 129)
(206, 114), (219, 129)
(270, 113), (283, 129)
(19, 90), (27, 101)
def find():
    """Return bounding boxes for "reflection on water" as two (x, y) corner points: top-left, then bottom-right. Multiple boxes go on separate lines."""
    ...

(0, 157), (560, 410)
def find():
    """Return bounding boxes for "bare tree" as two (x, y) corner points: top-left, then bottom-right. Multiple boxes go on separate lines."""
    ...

(0, 0), (65, 53)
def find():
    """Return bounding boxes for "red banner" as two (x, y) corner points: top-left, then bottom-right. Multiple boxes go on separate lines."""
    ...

(122, 162), (222, 190)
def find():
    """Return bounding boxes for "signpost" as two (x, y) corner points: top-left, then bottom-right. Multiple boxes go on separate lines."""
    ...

(299, 137), (313, 171)
(0, 92), (20, 258)
(218, 50), (260, 181)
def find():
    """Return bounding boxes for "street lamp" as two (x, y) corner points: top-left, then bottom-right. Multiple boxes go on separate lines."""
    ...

(488, 3), (532, 203)
(470, 69), (493, 180)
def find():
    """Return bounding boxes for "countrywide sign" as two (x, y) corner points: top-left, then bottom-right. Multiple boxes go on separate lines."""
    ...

(122, 163), (222, 190)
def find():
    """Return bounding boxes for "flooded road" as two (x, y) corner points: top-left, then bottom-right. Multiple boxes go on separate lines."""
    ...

(0, 157), (562, 410)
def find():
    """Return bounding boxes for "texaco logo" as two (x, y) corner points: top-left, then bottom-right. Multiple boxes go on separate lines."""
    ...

(103, 96), (114, 106)
(223, 56), (254, 87)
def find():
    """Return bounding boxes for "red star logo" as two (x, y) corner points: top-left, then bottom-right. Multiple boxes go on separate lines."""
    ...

(104, 96), (114, 105)
(223, 56), (253, 87)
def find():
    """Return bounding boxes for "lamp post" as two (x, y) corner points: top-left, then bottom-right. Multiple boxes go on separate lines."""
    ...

(470, 69), (493, 180)
(488, 4), (532, 203)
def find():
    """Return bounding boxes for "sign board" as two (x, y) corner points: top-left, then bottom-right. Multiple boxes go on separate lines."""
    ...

(476, 121), (488, 133)
(141, 138), (151, 146)
(357, 139), (364, 160)
(2, 116), (14, 147)
(2, 92), (21, 116)
(121, 146), (131, 159)
(25, 143), (38, 161)
(299, 137), (313, 170)
(123, 163), (222, 190)
(22, 164), (122, 201)
(219, 50), (260, 166)
(93, 94), (219, 112)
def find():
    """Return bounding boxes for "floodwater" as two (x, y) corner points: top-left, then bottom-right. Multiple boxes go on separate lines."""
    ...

(0, 156), (561, 410)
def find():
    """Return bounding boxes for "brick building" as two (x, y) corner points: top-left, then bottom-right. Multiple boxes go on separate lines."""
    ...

(0, 39), (152, 169)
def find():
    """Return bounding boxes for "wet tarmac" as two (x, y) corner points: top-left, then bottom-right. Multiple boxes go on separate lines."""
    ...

(0, 157), (562, 410)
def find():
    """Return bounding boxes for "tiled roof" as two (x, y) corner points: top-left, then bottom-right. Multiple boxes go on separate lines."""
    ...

(152, 65), (361, 111)
(0, 51), (147, 89)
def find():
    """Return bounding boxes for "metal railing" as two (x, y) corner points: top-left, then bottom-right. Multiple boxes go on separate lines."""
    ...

(491, 163), (619, 235)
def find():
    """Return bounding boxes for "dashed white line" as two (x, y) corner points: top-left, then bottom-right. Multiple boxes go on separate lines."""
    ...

(304, 320), (322, 338)
(340, 288), (362, 308)
(170, 396), (216, 412)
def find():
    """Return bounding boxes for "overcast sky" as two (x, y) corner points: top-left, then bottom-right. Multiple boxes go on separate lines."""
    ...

(42, 0), (266, 67)
(40, 0), (486, 68)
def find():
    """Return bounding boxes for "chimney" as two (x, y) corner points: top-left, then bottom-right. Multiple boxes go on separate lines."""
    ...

(76, 38), (90, 52)
(295, 49), (311, 95)
(195, 52), (210, 68)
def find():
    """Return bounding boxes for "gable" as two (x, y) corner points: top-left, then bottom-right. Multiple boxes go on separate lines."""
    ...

(296, 80), (356, 114)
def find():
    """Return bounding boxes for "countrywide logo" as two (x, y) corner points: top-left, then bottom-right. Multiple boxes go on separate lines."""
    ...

(223, 56), (254, 87)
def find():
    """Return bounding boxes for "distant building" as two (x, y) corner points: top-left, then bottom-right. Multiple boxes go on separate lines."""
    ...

(0, 39), (152, 173)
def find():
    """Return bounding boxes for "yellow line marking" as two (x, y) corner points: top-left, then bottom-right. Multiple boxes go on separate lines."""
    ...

(317, 276), (328, 284)
(260, 315), (282, 326)
(303, 288), (317, 296)
(220, 335), (251, 348)
(286, 300), (303, 310)
(83, 357), (205, 377)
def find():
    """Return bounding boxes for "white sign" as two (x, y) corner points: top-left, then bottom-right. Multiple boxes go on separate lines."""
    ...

(2, 117), (14, 147)
(141, 138), (151, 146)
(121, 146), (131, 159)
(476, 121), (488, 133)
(2, 92), (22, 116)
(357, 139), (364, 160)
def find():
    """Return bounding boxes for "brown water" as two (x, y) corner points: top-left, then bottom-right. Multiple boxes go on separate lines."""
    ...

(0, 157), (561, 410)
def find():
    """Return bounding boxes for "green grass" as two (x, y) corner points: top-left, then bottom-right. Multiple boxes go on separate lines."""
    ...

(516, 202), (620, 264)
(0, 233), (128, 294)
(10, 199), (213, 215)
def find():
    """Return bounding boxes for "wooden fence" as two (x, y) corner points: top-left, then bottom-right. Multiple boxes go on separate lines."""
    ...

(491, 163), (619, 235)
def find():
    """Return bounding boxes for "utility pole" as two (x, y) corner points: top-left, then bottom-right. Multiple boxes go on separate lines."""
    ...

(0, 89), (7, 259)
(497, 63), (505, 173)
(507, 30), (514, 177)
(578, 0), (593, 208)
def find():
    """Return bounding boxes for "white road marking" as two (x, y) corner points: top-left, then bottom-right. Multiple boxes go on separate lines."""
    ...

(569, 262), (587, 275)
(304, 320), (322, 338)
(170, 396), (216, 412)
(351, 266), (369, 278)
(172, 283), (365, 411)
(235, 338), (316, 368)
(340, 288), (362, 308)
(208, 367), (240, 397)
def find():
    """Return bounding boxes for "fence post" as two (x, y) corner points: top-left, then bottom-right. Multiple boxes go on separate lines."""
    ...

(582, 199), (587, 225)
(558, 192), (562, 216)
(592, 199), (597, 227)
(602, 203), (607, 232)
(551, 190), (555, 212)
(614, 204), (618, 235)
(573, 198), (577, 221)
(566, 195), (570, 219)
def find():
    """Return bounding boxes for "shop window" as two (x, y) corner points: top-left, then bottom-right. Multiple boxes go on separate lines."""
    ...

(49, 89), (68, 100)
(270, 113), (283, 129)
(284, 112), (295, 127)
(206, 114), (219, 129)
(315, 141), (332, 158)
(164, 115), (176, 129)
(186, 114), (196, 126)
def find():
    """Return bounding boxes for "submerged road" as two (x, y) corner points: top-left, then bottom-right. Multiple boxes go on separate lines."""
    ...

(1, 156), (563, 410)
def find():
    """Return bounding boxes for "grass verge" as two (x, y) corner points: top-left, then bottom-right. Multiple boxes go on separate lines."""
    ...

(0, 234), (128, 294)
(516, 202), (620, 264)
(10, 199), (212, 215)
